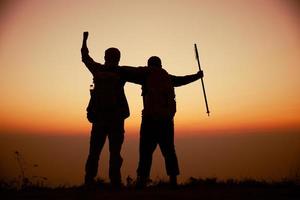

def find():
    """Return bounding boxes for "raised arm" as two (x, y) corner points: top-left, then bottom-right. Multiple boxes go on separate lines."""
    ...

(81, 32), (101, 75)
(170, 70), (203, 87)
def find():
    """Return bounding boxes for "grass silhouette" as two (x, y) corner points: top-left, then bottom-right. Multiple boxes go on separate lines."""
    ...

(2, 150), (298, 199)
(1, 177), (299, 200)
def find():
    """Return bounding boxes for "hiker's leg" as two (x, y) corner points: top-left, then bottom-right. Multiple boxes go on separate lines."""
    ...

(108, 119), (124, 186)
(85, 122), (107, 184)
(158, 119), (179, 181)
(136, 118), (157, 184)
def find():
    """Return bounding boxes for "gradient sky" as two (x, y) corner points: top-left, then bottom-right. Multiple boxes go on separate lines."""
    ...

(0, 0), (300, 185)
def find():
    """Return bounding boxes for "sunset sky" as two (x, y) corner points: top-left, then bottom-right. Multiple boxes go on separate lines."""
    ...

(0, 0), (300, 185)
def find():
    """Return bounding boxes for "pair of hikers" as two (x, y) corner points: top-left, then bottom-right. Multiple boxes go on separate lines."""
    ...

(81, 32), (203, 188)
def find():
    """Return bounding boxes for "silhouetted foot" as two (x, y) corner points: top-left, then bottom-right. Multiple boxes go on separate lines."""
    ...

(109, 176), (123, 190)
(169, 175), (178, 189)
(110, 181), (124, 191)
(84, 179), (97, 190)
(135, 176), (148, 189)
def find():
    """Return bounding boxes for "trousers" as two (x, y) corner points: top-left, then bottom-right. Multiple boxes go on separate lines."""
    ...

(137, 117), (180, 178)
(85, 116), (124, 184)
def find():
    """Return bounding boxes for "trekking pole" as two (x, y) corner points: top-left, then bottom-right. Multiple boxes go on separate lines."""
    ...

(194, 44), (210, 116)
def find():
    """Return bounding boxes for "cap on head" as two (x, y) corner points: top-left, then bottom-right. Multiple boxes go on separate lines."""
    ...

(104, 47), (121, 65)
(147, 56), (162, 68)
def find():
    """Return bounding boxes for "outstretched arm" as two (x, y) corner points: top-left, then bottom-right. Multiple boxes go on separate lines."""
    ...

(119, 66), (148, 85)
(170, 70), (203, 87)
(81, 32), (101, 75)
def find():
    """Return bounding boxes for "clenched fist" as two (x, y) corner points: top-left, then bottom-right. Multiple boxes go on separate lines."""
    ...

(83, 32), (89, 40)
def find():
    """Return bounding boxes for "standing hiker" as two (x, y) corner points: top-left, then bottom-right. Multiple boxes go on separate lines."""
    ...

(81, 32), (129, 188)
(120, 56), (203, 188)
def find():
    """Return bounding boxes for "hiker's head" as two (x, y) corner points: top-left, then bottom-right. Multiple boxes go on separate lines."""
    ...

(147, 56), (162, 68)
(104, 47), (121, 66)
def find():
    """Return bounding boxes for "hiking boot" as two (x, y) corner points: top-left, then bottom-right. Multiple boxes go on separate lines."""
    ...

(169, 175), (178, 189)
(84, 178), (97, 190)
(135, 176), (148, 189)
(110, 180), (123, 190)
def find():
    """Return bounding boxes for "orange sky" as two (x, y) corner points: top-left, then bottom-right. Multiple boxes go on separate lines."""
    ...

(1, 0), (300, 186)
(1, 0), (300, 136)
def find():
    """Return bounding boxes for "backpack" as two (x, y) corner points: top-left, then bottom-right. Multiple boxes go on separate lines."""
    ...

(142, 67), (176, 119)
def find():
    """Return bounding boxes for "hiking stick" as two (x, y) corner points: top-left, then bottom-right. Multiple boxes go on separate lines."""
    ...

(194, 44), (210, 116)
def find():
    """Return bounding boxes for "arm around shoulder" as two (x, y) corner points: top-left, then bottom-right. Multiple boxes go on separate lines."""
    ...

(119, 66), (148, 85)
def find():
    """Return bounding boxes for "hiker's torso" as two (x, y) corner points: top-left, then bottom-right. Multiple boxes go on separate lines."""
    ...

(91, 65), (129, 119)
(141, 67), (176, 119)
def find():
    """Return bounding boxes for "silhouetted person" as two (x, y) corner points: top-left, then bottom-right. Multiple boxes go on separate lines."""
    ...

(81, 32), (129, 188)
(120, 57), (203, 188)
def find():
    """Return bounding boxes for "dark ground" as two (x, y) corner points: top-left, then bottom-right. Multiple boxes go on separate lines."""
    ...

(1, 179), (299, 200)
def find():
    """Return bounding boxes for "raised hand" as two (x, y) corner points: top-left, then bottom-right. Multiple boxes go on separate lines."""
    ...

(197, 70), (204, 78)
(83, 31), (89, 41)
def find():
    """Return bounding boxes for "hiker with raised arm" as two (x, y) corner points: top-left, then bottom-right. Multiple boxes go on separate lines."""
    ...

(81, 32), (129, 188)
